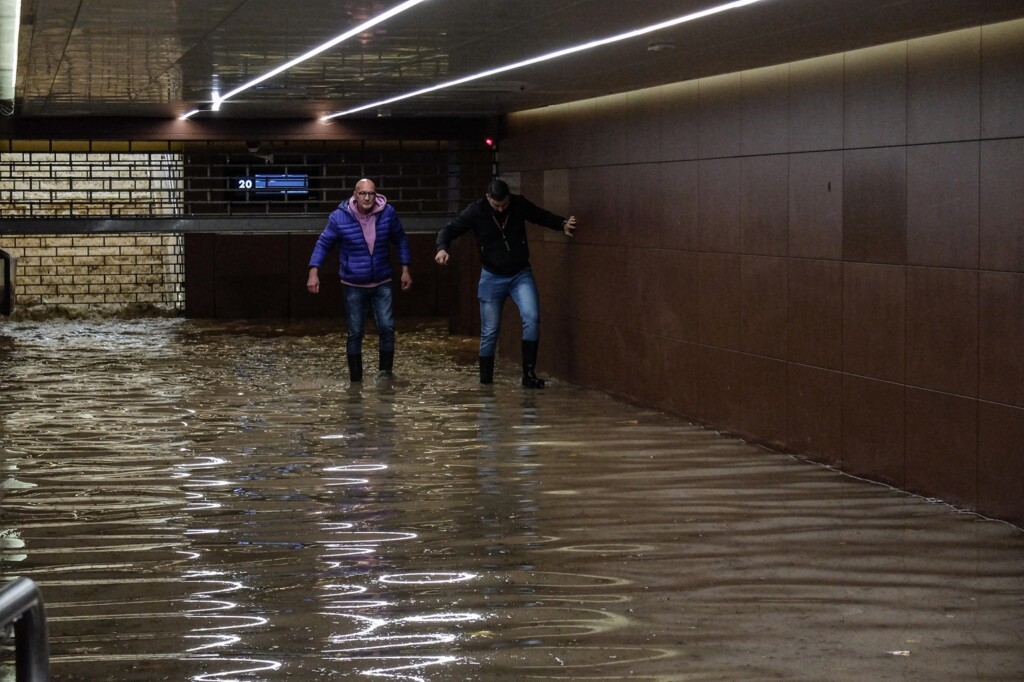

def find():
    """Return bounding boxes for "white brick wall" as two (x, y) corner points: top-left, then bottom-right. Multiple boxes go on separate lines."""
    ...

(2, 233), (185, 314)
(1, 152), (185, 315)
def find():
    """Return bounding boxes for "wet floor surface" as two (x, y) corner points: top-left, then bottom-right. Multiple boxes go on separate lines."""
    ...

(1, 317), (1022, 681)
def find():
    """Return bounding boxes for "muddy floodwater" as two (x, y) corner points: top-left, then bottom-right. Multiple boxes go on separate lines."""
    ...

(1, 317), (1022, 681)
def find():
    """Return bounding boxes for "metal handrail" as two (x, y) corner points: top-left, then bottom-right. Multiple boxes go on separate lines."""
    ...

(0, 578), (49, 682)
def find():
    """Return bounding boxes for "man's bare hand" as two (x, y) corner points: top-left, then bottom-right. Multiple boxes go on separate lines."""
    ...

(563, 216), (577, 237)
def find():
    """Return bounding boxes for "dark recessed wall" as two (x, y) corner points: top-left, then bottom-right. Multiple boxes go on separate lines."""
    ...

(498, 19), (1024, 528)
(184, 233), (449, 320)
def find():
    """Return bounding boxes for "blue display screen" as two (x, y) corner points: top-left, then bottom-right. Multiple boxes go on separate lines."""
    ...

(234, 174), (309, 195)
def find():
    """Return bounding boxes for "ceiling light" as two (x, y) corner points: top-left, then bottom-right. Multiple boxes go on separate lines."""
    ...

(0, 0), (21, 109)
(321, 0), (765, 120)
(180, 0), (430, 120)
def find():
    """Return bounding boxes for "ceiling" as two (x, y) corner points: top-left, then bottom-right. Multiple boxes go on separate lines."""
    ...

(11, 0), (1024, 121)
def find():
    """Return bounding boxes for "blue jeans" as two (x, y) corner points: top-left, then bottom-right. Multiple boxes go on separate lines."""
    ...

(344, 283), (395, 356)
(478, 268), (539, 357)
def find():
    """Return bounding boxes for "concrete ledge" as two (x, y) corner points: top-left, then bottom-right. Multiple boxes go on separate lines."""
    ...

(0, 215), (444, 235)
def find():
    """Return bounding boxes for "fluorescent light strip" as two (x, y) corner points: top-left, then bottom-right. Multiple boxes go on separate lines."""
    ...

(180, 0), (430, 119)
(0, 0), (20, 96)
(8, 0), (18, 90)
(322, 0), (764, 121)
(217, 0), (429, 105)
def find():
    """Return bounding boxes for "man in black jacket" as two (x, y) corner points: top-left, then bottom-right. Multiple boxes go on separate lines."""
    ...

(435, 179), (577, 388)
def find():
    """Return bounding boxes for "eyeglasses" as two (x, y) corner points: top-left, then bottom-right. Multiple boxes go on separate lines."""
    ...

(355, 191), (376, 198)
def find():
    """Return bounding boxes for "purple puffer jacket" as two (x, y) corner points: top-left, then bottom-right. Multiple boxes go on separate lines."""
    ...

(308, 198), (410, 286)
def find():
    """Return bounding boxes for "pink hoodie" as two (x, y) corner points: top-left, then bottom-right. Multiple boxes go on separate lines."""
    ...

(350, 194), (387, 254)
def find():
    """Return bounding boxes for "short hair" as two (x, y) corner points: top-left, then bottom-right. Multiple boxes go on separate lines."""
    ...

(486, 179), (510, 201)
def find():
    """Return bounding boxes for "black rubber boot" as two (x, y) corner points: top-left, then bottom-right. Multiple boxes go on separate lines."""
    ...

(347, 354), (363, 382)
(379, 350), (394, 377)
(479, 356), (495, 385)
(521, 340), (545, 389)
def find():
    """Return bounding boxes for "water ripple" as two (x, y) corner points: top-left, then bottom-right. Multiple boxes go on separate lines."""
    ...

(1, 318), (1022, 681)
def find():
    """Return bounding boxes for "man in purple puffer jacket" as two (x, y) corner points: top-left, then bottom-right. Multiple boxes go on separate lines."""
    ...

(307, 178), (413, 382)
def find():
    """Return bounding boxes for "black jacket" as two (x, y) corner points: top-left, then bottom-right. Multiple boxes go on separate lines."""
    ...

(435, 194), (565, 276)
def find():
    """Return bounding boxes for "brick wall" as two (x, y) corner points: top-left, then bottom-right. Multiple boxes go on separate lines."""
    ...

(0, 140), (492, 318)
(3, 234), (184, 315)
(1, 151), (185, 316)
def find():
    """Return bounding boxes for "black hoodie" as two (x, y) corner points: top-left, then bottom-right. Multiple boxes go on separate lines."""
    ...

(435, 194), (566, 276)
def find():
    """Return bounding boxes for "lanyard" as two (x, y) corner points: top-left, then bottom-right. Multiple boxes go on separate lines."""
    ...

(492, 213), (511, 251)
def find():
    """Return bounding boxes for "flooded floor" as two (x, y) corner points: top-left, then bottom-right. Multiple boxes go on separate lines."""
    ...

(1, 317), (1022, 682)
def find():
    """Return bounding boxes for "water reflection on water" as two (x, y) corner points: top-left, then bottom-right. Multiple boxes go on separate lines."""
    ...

(1, 317), (1022, 681)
